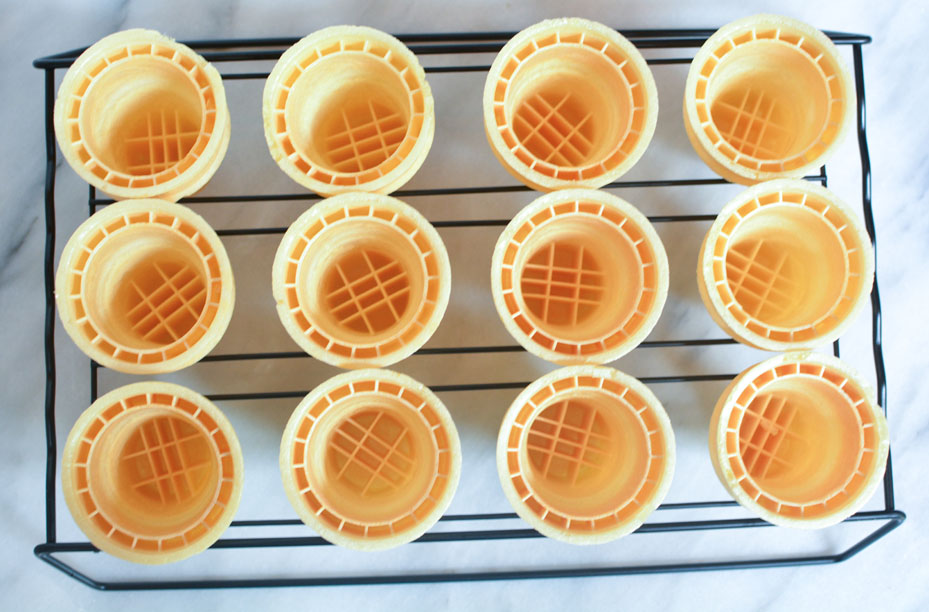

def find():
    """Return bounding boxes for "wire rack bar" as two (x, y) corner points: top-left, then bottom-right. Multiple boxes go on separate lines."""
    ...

(32, 29), (872, 69)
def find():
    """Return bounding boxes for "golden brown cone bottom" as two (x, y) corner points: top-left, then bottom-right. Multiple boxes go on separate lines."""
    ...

(491, 189), (668, 365)
(697, 180), (873, 351)
(709, 353), (889, 528)
(272, 193), (450, 369)
(497, 366), (674, 544)
(61, 382), (244, 564)
(280, 369), (461, 550)
(54, 29), (230, 201)
(55, 199), (234, 374)
(263, 26), (435, 197)
(683, 15), (853, 185)
(483, 18), (658, 191)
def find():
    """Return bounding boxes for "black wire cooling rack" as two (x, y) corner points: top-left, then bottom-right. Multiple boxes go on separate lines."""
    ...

(33, 27), (905, 590)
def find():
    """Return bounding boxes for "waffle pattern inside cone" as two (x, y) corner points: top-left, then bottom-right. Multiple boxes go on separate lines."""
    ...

(280, 370), (461, 550)
(54, 29), (229, 201)
(492, 189), (668, 365)
(56, 199), (234, 374)
(264, 26), (434, 196)
(684, 14), (852, 184)
(699, 179), (873, 351)
(273, 193), (450, 369)
(710, 353), (888, 528)
(61, 382), (243, 564)
(497, 366), (674, 544)
(484, 18), (657, 191)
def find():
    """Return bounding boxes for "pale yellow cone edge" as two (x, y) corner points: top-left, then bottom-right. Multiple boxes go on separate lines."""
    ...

(61, 381), (244, 564)
(271, 192), (450, 369)
(708, 353), (889, 529)
(697, 179), (874, 351)
(279, 369), (462, 550)
(262, 26), (435, 197)
(683, 14), (854, 185)
(490, 189), (669, 365)
(483, 18), (658, 192)
(496, 366), (675, 544)
(55, 199), (235, 374)
(54, 29), (230, 201)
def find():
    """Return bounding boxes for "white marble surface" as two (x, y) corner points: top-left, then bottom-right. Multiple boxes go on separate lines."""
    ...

(2, 0), (928, 609)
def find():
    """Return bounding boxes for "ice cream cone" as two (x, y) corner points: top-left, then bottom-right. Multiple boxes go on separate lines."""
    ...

(483, 18), (658, 191)
(263, 26), (435, 197)
(491, 189), (668, 365)
(55, 199), (234, 374)
(709, 353), (889, 528)
(697, 179), (873, 351)
(61, 382), (243, 564)
(280, 369), (461, 550)
(54, 29), (230, 201)
(684, 15), (853, 185)
(272, 192), (450, 369)
(497, 366), (674, 544)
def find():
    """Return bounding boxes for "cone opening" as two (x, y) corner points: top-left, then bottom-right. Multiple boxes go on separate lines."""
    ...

(723, 205), (847, 328)
(491, 24), (650, 183)
(58, 202), (232, 373)
(267, 31), (431, 193)
(707, 42), (828, 162)
(523, 392), (651, 518)
(92, 409), (220, 536)
(736, 381), (859, 504)
(276, 196), (449, 367)
(705, 185), (871, 347)
(496, 196), (664, 363)
(311, 397), (436, 525)
(721, 359), (885, 521)
(506, 46), (631, 169)
(80, 56), (204, 178)
(286, 54), (411, 174)
(57, 34), (225, 195)
(284, 374), (458, 545)
(82, 225), (209, 351)
(300, 219), (423, 344)
(689, 20), (848, 176)
(501, 371), (672, 537)
(514, 216), (642, 342)
(66, 387), (239, 557)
